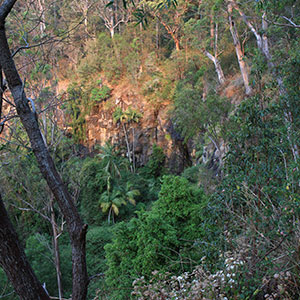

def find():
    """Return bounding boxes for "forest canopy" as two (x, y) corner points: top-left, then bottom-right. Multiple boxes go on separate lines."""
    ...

(0, 0), (299, 299)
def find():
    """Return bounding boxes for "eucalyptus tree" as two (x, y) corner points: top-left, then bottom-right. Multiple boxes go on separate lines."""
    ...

(183, 0), (228, 86)
(198, 0), (227, 85)
(140, 0), (189, 51)
(228, 0), (300, 162)
(96, 0), (130, 38)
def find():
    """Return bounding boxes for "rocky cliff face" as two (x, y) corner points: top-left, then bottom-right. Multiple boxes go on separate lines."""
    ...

(83, 80), (191, 173)
(58, 73), (245, 175)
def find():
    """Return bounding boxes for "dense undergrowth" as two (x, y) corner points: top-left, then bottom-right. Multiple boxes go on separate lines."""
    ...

(0, 0), (299, 299)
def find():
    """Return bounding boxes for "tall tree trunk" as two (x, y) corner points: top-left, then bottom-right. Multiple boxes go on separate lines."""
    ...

(230, 1), (299, 161)
(174, 37), (180, 51)
(228, 3), (252, 95)
(132, 127), (135, 173)
(110, 26), (114, 39)
(205, 20), (226, 85)
(0, 2), (89, 299)
(50, 196), (63, 300)
(204, 51), (225, 85)
(83, 0), (89, 36)
(156, 20), (159, 53)
(0, 66), (3, 122)
(122, 122), (133, 172)
(37, 0), (46, 34)
(158, 16), (181, 51)
(0, 193), (50, 300)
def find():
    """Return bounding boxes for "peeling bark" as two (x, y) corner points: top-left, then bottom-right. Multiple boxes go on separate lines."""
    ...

(228, 3), (252, 95)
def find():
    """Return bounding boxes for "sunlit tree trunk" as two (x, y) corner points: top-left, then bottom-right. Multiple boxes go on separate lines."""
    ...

(230, 0), (299, 161)
(37, 0), (46, 34)
(205, 50), (225, 85)
(156, 12), (181, 51)
(110, 14), (115, 38)
(228, 3), (252, 95)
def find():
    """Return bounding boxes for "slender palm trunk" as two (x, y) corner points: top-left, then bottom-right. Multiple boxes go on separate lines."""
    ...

(108, 206), (112, 224)
(132, 127), (136, 173)
(122, 122), (133, 171)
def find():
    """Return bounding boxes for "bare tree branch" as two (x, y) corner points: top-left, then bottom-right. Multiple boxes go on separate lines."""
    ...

(0, 2), (89, 299)
(263, 17), (300, 28)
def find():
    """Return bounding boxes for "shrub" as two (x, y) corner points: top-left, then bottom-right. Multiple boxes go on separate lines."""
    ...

(79, 158), (106, 225)
(90, 85), (111, 103)
(104, 175), (219, 299)
(86, 226), (112, 299)
(25, 233), (72, 298)
(143, 144), (166, 178)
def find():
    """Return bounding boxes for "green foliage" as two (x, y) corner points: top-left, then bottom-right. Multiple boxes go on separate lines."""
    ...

(99, 182), (140, 224)
(223, 95), (296, 206)
(113, 106), (143, 125)
(30, 62), (52, 81)
(3, 1), (300, 299)
(79, 158), (106, 224)
(25, 233), (72, 298)
(64, 84), (86, 143)
(0, 149), (51, 238)
(113, 107), (126, 124)
(174, 82), (231, 143)
(143, 144), (166, 178)
(181, 165), (201, 184)
(90, 85), (111, 103)
(86, 226), (112, 299)
(214, 91), (300, 298)
(80, 143), (141, 225)
(0, 268), (15, 299)
(105, 175), (219, 299)
(97, 142), (128, 178)
(64, 81), (111, 142)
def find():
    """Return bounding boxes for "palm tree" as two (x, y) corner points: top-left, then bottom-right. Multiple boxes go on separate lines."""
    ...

(113, 107), (132, 169)
(124, 108), (142, 172)
(121, 182), (140, 206)
(99, 182), (140, 223)
(97, 142), (128, 179)
(99, 189), (126, 224)
(113, 106), (142, 172)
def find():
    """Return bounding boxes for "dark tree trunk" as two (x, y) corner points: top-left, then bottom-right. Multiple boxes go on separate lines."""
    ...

(0, 1), (89, 299)
(0, 66), (3, 120)
(0, 193), (50, 300)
